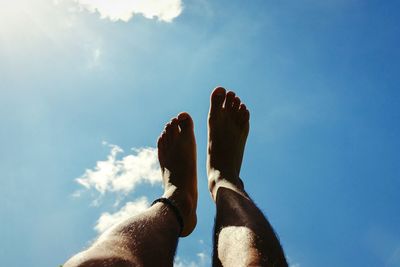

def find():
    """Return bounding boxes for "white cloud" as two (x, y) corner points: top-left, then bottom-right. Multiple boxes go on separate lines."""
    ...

(86, 47), (102, 69)
(174, 252), (210, 267)
(196, 252), (208, 266)
(287, 256), (300, 267)
(74, 0), (183, 22)
(388, 246), (400, 266)
(76, 143), (161, 196)
(95, 197), (149, 233)
(174, 260), (198, 267)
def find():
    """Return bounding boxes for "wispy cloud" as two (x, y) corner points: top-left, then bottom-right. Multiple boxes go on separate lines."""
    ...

(85, 47), (102, 69)
(287, 255), (300, 267)
(95, 197), (149, 233)
(74, 0), (183, 22)
(174, 252), (210, 267)
(76, 142), (161, 196)
(388, 246), (400, 266)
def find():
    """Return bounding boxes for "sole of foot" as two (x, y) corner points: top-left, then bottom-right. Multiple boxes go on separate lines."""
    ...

(157, 112), (198, 237)
(207, 87), (250, 201)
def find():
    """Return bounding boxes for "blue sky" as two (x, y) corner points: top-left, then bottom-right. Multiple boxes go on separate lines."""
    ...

(1, 0), (399, 266)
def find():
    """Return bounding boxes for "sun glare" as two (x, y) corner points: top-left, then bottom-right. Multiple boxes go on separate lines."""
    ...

(0, 0), (76, 52)
(0, 0), (27, 35)
(0, 0), (50, 42)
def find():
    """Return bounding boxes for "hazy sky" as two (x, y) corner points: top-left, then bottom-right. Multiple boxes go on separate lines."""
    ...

(1, 1), (399, 266)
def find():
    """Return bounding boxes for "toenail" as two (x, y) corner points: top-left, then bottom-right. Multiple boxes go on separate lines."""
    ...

(179, 114), (189, 120)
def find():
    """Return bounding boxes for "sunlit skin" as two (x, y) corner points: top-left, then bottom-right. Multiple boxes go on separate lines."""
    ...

(64, 87), (287, 267)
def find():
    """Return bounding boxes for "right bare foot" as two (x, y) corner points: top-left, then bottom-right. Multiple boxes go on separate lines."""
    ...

(207, 87), (250, 201)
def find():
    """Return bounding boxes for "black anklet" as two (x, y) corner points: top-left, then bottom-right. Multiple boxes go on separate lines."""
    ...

(151, 198), (184, 236)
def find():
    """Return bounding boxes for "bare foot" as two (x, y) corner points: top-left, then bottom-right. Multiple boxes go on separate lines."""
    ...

(207, 87), (250, 201)
(157, 112), (198, 237)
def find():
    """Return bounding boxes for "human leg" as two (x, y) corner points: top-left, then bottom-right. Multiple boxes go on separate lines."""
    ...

(207, 87), (288, 267)
(64, 112), (197, 267)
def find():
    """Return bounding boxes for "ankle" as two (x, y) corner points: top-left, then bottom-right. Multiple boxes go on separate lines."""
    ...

(208, 169), (246, 201)
(162, 186), (193, 222)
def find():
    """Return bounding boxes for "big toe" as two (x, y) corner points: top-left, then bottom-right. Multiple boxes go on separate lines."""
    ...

(178, 112), (194, 133)
(210, 87), (226, 113)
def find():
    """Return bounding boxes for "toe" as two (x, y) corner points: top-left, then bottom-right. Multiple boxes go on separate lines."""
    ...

(239, 103), (247, 113)
(178, 112), (194, 133)
(157, 135), (163, 149)
(157, 133), (166, 160)
(224, 91), (236, 110)
(165, 123), (174, 143)
(161, 130), (167, 144)
(210, 87), (226, 112)
(232, 96), (240, 111)
(243, 109), (250, 122)
(239, 104), (250, 124)
(165, 122), (172, 132)
(171, 118), (180, 139)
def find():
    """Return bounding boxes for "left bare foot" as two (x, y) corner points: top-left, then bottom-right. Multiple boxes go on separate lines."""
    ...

(157, 112), (198, 237)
